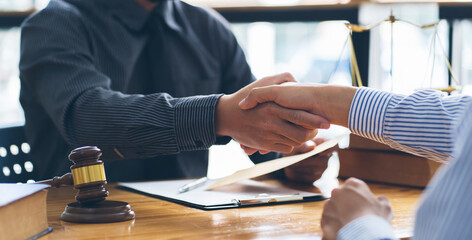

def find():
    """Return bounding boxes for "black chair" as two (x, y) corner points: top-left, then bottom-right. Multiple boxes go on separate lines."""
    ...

(0, 126), (36, 183)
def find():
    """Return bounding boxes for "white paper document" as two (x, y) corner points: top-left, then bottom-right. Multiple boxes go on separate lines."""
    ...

(206, 134), (348, 190)
(119, 179), (324, 210)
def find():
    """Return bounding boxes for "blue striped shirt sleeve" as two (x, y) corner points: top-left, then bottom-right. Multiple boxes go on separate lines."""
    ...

(348, 87), (472, 162)
(339, 101), (472, 240)
(413, 102), (472, 240)
(338, 215), (396, 240)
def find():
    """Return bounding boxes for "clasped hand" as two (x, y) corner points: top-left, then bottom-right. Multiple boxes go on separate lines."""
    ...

(215, 73), (330, 154)
(321, 178), (393, 240)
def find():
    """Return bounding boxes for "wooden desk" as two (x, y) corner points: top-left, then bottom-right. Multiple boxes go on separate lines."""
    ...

(43, 180), (422, 239)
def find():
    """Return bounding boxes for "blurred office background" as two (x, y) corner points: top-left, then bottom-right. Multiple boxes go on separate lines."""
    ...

(2, 0), (472, 128)
(1, 0), (472, 181)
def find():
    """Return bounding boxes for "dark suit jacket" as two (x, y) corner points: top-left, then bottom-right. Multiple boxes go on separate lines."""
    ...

(19, 0), (277, 181)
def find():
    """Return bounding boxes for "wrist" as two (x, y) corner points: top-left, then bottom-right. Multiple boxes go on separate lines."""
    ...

(174, 94), (221, 151)
(215, 94), (233, 137)
(338, 215), (395, 240)
(314, 86), (357, 127)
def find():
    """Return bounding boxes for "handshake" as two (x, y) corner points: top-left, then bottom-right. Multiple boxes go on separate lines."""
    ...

(216, 72), (356, 156)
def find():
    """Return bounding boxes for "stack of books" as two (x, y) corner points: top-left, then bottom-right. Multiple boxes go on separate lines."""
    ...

(338, 135), (442, 187)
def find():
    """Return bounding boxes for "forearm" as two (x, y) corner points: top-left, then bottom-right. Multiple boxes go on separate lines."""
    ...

(348, 87), (472, 162)
(65, 88), (221, 159)
(302, 85), (470, 161)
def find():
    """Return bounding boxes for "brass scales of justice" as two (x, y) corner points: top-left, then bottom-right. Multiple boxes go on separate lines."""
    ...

(36, 146), (135, 223)
(329, 11), (460, 93)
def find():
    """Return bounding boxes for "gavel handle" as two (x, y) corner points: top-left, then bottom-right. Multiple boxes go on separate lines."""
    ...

(36, 173), (74, 188)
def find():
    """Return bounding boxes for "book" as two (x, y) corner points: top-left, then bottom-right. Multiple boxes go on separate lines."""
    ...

(348, 134), (396, 151)
(0, 184), (51, 240)
(338, 135), (443, 187)
(338, 149), (442, 187)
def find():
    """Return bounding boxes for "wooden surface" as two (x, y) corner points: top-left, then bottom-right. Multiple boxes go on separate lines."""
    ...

(42, 180), (422, 240)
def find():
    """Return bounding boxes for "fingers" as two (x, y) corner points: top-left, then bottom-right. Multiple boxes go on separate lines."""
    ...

(270, 143), (294, 153)
(238, 132), (298, 154)
(377, 195), (394, 222)
(240, 144), (272, 156)
(240, 144), (258, 155)
(321, 199), (341, 240)
(264, 103), (329, 131)
(321, 219), (339, 240)
(234, 73), (295, 113)
(244, 139), (318, 157)
(276, 107), (330, 130)
(286, 138), (337, 157)
(258, 72), (296, 86)
(254, 104), (320, 145)
(377, 195), (389, 203)
(276, 121), (318, 146)
(291, 140), (316, 155)
(322, 178), (394, 237)
(343, 177), (370, 192)
(234, 102), (328, 154)
(313, 138), (327, 145)
(239, 85), (278, 110)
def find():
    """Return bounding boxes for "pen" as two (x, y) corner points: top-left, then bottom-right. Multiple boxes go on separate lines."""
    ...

(178, 177), (208, 193)
(233, 194), (304, 206)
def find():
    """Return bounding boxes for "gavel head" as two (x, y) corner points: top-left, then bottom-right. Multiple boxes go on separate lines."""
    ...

(69, 146), (109, 204)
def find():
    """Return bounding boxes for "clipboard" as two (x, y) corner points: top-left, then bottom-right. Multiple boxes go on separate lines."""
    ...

(119, 179), (326, 210)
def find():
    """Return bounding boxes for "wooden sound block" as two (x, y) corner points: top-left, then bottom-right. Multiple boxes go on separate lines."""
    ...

(61, 200), (135, 223)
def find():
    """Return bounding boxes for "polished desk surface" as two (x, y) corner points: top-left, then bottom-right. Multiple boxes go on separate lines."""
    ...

(43, 179), (422, 240)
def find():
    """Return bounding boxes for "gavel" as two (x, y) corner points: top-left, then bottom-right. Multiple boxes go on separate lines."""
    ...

(37, 146), (135, 223)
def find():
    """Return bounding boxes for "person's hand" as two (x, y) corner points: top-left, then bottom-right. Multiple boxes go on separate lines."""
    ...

(216, 73), (330, 153)
(239, 144), (270, 155)
(321, 178), (393, 240)
(283, 138), (335, 183)
(239, 84), (358, 127)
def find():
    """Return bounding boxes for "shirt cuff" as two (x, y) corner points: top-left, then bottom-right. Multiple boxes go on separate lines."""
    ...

(338, 215), (397, 240)
(348, 87), (393, 144)
(174, 94), (222, 151)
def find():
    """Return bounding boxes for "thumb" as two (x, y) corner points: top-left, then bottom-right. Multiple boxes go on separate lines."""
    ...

(239, 86), (278, 110)
(257, 72), (296, 86)
(294, 140), (316, 154)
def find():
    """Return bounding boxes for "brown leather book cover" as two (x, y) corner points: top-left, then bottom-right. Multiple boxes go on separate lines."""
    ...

(0, 184), (51, 240)
(338, 149), (442, 187)
(348, 134), (395, 151)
